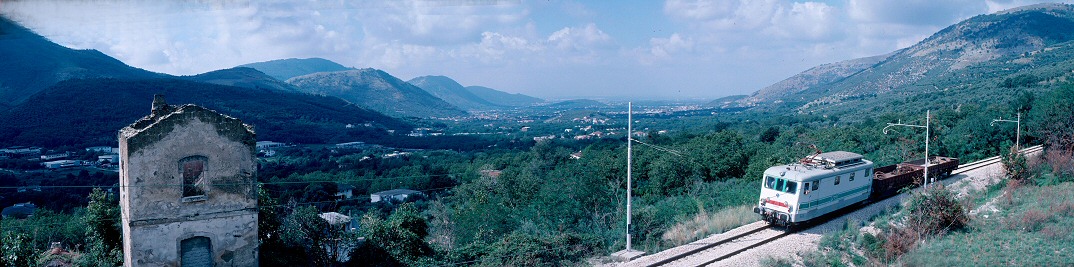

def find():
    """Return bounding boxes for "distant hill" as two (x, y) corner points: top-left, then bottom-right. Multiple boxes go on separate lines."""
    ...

(0, 78), (411, 148)
(183, 67), (298, 92)
(751, 3), (1074, 116)
(0, 16), (160, 106)
(238, 58), (353, 81)
(546, 99), (607, 109)
(465, 86), (544, 107)
(408, 75), (498, 110)
(741, 53), (892, 105)
(287, 69), (467, 118)
(704, 95), (748, 108)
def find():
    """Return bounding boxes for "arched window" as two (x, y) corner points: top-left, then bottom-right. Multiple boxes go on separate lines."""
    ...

(179, 156), (207, 199)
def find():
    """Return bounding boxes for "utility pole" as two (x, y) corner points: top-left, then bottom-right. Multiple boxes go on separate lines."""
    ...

(626, 101), (633, 252)
(884, 110), (931, 187)
(992, 112), (1021, 150)
(613, 102), (643, 261)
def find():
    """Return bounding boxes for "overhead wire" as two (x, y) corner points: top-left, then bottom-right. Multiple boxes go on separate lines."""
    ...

(0, 185), (457, 232)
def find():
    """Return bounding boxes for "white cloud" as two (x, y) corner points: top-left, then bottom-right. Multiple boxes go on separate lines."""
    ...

(767, 2), (840, 41)
(847, 0), (986, 26)
(985, 0), (1071, 12)
(649, 33), (694, 59)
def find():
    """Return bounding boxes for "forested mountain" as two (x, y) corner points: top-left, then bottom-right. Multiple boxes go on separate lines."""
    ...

(0, 17), (160, 106)
(408, 75), (499, 110)
(465, 85), (544, 107)
(183, 67), (299, 92)
(0, 17), (415, 148)
(747, 3), (1074, 117)
(238, 57), (353, 81)
(287, 69), (467, 118)
(0, 78), (411, 148)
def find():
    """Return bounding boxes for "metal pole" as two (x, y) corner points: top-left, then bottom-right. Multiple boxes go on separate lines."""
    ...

(883, 112), (930, 187)
(924, 110), (929, 188)
(992, 113), (1022, 151)
(626, 102), (632, 251)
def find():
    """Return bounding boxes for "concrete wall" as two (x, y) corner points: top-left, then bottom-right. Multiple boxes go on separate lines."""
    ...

(119, 101), (258, 267)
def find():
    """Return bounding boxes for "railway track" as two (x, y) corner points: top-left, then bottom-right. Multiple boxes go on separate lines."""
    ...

(950, 145), (1042, 176)
(628, 145), (1044, 267)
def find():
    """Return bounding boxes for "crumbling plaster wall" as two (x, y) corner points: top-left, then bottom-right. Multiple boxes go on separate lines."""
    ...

(119, 103), (258, 267)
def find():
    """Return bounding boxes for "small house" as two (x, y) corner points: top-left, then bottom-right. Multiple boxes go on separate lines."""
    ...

(370, 189), (421, 203)
(2, 203), (36, 219)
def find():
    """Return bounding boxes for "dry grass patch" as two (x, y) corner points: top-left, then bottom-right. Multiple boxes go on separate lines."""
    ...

(661, 205), (757, 246)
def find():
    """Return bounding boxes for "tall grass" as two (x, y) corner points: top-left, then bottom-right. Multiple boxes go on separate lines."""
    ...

(661, 205), (758, 246)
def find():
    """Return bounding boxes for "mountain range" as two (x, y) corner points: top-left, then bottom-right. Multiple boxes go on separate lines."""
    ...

(0, 17), (414, 148)
(0, 17), (160, 107)
(239, 58), (544, 117)
(406, 75), (546, 110)
(238, 58), (353, 81)
(740, 3), (1074, 117)
(285, 69), (468, 118)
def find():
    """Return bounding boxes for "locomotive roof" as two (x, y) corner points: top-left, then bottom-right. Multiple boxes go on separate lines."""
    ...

(765, 158), (873, 182)
(813, 151), (863, 163)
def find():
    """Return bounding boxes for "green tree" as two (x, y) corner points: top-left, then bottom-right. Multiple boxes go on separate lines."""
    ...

(1, 232), (36, 267)
(78, 188), (122, 266)
(1029, 84), (1074, 151)
(351, 203), (432, 266)
(281, 205), (333, 266)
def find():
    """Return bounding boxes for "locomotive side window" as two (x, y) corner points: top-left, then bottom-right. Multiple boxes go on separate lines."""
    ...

(834, 175), (841, 185)
(785, 181), (797, 194)
(850, 171), (856, 181)
(812, 181), (819, 191)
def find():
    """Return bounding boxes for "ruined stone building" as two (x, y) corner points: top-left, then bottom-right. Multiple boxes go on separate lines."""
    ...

(119, 95), (258, 266)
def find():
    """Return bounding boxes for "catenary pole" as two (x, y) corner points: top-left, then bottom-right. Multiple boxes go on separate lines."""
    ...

(626, 102), (633, 251)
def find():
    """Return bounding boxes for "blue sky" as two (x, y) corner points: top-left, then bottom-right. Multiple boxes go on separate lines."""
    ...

(1, 0), (1069, 100)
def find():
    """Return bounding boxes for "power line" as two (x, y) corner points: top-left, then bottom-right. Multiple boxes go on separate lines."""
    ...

(0, 172), (469, 190)
(0, 186), (456, 232)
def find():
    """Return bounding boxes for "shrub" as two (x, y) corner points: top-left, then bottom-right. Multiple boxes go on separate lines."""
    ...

(1000, 145), (1029, 183)
(904, 185), (969, 236)
(881, 227), (920, 261)
(1018, 209), (1049, 232)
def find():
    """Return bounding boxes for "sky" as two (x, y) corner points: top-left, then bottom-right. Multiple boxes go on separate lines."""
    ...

(1, 0), (1070, 100)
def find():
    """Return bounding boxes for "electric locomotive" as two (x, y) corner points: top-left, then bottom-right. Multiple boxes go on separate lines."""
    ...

(754, 151), (873, 227)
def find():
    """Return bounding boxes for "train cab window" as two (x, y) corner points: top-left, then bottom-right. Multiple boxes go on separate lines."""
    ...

(765, 176), (776, 189)
(785, 181), (798, 194)
(812, 181), (819, 191)
(776, 179), (785, 192)
(834, 175), (841, 185)
(803, 182), (810, 194)
(850, 172), (856, 181)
